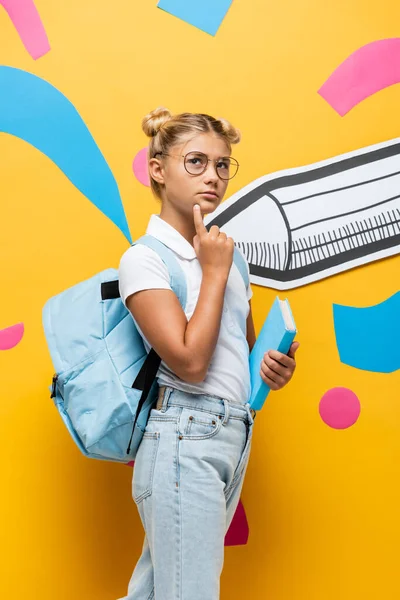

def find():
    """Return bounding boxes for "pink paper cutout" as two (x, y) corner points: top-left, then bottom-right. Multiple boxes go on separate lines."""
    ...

(132, 147), (150, 187)
(319, 387), (361, 429)
(225, 499), (249, 546)
(127, 459), (248, 546)
(0, 322), (24, 350)
(0, 0), (50, 60)
(318, 38), (400, 116)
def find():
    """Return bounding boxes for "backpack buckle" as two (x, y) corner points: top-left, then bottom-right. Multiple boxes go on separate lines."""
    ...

(51, 374), (58, 398)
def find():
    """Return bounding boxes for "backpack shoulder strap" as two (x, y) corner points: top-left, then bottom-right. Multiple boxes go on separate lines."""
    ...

(137, 236), (248, 298)
(126, 234), (188, 454)
(134, 234), (187, 310)
(233, 246), (250, 290)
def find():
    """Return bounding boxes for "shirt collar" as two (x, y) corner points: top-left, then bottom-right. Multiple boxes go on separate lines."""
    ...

(146, 215), (197, 260)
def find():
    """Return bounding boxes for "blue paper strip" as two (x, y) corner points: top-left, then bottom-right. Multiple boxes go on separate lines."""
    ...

(0, 66), (131, 242)
(157, 0), (233, 36)
(333, 291), (400, 373)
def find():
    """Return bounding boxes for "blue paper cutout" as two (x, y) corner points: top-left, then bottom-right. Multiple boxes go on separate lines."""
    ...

(157, 0), (233, 36)
(0, 66), (131, 242)
(333, 292), (400, 373)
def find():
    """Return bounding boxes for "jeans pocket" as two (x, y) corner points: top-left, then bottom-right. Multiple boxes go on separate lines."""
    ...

(180, 408), (222, 440)
(133, 432), (160, 504)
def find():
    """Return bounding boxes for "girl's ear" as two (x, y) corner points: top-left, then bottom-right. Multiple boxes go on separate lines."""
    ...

(149, 157), (165, 186)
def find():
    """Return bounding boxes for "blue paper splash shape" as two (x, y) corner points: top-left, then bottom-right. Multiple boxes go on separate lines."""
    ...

(333, 291), (400, 373)
(157, 0), (233, 36)
(0, 66), (131, 242)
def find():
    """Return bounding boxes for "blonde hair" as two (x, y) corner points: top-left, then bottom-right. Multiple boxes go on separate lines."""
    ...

(142, 107), (241, 198)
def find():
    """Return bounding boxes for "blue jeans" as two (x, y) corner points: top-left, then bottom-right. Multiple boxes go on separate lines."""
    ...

(118, 386), (255, 600)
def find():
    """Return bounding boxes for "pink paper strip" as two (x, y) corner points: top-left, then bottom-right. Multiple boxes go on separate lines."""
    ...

(0, 322), (24, 350)
(0, 0), (50, 60)
(225, 499), (249, 546)
(319, 38), (400, 116)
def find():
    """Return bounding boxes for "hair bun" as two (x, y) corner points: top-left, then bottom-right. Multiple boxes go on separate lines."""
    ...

(217, 117), (241, 144)
(142, 107), (173, 137)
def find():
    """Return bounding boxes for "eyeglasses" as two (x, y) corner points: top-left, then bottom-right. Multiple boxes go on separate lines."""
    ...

(154, 151), (239, 180)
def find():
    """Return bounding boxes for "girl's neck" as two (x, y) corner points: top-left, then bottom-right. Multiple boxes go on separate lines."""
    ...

(159, 205), (197, 246)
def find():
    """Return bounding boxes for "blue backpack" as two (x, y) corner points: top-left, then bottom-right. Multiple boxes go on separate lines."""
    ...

(42, 235), (249, 464)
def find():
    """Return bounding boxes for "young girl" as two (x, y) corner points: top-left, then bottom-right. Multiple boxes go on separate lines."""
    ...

(118, 108), (298, 600)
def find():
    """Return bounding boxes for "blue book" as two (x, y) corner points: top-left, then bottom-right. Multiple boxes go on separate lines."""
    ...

(249, 297), (297, 411)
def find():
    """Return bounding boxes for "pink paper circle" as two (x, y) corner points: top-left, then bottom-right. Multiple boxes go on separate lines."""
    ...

(132, 147), (150, 187)
(319, 387), (361, 429)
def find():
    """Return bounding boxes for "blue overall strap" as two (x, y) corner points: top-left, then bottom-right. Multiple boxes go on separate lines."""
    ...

(134, 234), (187, 310)
(233, 246), (250, 290)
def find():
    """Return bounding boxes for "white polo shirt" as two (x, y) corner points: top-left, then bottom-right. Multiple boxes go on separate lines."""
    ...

(118, 215), (253, 404)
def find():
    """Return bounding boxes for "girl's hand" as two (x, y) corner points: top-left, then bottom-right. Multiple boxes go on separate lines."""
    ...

(260, 341), (299, 391)
(193, 204), (234, 279)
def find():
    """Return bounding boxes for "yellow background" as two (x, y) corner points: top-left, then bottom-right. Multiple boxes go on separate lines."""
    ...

(1, 1), (400, 598)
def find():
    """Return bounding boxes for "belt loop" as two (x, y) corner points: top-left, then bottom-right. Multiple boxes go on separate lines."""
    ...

(222, 398), (230, 425)
(161, 386), (172, 412)
(246, 403), (255, 426)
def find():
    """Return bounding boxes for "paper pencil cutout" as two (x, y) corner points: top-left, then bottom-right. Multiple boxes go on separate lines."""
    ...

(205, 138), (400, 289)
